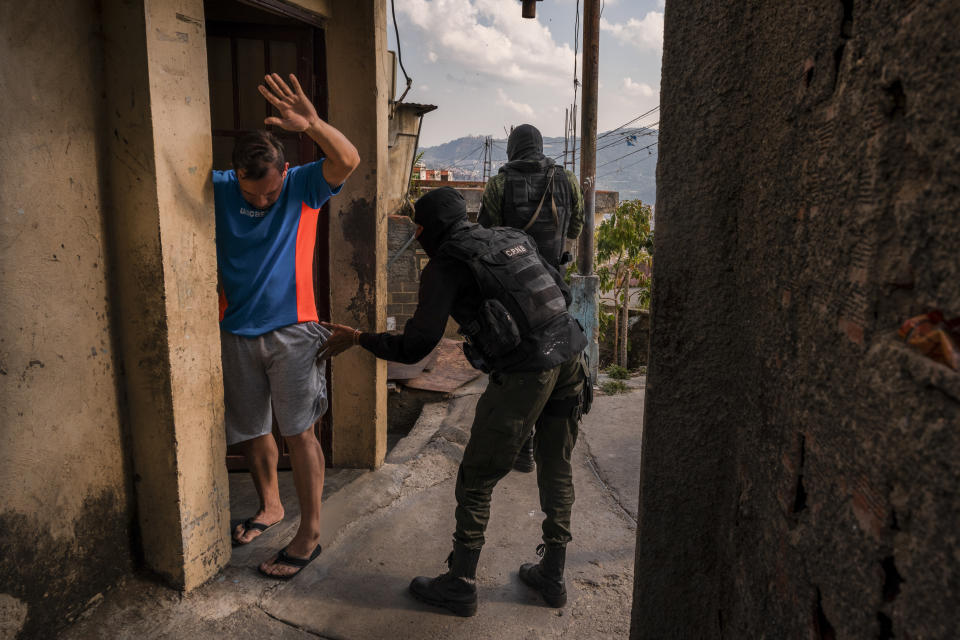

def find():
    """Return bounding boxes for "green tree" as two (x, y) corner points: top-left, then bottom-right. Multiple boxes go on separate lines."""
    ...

(397, 151), (425, 217)
(595, 199), (653, 367)
(409, 150), (425, 200)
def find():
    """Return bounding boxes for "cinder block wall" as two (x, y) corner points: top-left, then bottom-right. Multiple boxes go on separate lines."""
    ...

(387, 214), (423, 329)
(634, 1), (960, 638)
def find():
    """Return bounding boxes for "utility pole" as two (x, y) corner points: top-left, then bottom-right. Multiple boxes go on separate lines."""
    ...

(571, 0), (600, 381)
(488, 136), (492, 181)
(481, 136), (493, 182)
(570, 102), (577, 177)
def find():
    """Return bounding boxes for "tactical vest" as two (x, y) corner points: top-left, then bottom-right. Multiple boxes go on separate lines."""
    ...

(438, 224), (587, 373)
(500, 164), (574, 269)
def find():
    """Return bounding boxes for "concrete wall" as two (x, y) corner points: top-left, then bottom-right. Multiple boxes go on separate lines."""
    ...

(1, 0), (233, 633)
(326, 0), (389, 468)
(386, 104), (434, 217)
(595, 189), (619, 216)
(634, 1), (960, 638)
(100, 0), (229, 591)
(414, 180), (483, 220)
(0, 2), (132, 636)
(1, 1), (393, 633)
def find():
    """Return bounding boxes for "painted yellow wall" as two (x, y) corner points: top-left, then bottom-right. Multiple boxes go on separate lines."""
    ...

(0, 1), (391, 634)
(0, 1), (132, 636)
(100, 0), (230, 590)
(326, 0), (390, 468)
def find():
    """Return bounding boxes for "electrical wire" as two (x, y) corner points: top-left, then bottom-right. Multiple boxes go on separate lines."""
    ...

(595, 141), (659, 170)
(597, 106), (660, 141)
(553, 116), (660, 162)
(593, 123), (659, 153)
(596, 152), (658, 181)
(573, 0), (580, 94)
(443, 142), (485, 169)
(568, 0), (580, 171)
(390, 0), (413, 103)
(451, 147), (485, 167)
(470, 146), (485, 178)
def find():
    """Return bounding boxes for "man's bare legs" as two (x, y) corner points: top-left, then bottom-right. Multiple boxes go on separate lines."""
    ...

(259, 427), (325, 577)
(233, 433), (285, 544)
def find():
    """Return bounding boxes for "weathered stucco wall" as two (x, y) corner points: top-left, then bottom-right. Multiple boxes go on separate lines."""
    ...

(634, 1), (960, 638)
(326, 0), (390, 467)
(0, 2), (131, 636)
(100, 0), (229, 590)
(0, 1), (231, 633)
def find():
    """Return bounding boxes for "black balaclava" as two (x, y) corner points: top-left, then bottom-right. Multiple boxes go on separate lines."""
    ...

(414, 187), (469, 257)
(502, 124), (554, 173)
(506, 123), (544, 161)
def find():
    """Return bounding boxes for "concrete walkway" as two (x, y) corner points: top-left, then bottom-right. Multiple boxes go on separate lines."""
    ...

(63, 379), (644, 639)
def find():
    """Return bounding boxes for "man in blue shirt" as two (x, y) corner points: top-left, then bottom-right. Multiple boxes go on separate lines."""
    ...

(215, 73), (359, 579)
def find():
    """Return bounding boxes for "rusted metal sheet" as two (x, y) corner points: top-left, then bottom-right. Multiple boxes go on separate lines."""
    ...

(387, 348), (440, 381)
(402, 338), (481, 393)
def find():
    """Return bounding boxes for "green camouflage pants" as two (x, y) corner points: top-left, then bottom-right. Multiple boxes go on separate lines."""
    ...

(454, 353), (586, 549)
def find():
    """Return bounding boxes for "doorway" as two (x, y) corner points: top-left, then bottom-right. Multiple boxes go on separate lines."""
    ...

(205, 0), (332, 469)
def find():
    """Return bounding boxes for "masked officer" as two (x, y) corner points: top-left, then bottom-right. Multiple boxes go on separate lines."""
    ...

(478, 123), (585, 473)
(320, 187), (589, 616)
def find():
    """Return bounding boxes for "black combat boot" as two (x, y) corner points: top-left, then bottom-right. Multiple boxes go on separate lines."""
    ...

(519, 543), (567, 607)
(512, 435), (535, 473)
(409, 543), (481, 617)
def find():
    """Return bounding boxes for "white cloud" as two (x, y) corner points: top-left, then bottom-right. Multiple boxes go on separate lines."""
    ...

(622, 77), (654, 97)
(600, 11), (664, 52)
(427, 51), (438, 62)
(397, 0), (577, 87)
(496, 88), (534, 116)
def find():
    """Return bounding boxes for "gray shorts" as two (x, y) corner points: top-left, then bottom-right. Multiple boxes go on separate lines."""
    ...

(220, 322), (331, 446)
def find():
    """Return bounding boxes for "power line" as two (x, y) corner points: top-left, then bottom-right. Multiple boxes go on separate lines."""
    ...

(469, 149), (484, 178)
(443, 142), (485, 169)
(390, 0), (412, 103)
(566, 0), (580, 173)
(596, 153), (657, 181)
(595, 141), (659, 170)
(597, 106), (660, 141)
(554, 117), (660, 162)
(594, 123), (659, 153)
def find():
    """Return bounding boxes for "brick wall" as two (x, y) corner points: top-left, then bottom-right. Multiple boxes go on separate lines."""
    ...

(387, 214), (425, 330)
(392, 184), (621, 335)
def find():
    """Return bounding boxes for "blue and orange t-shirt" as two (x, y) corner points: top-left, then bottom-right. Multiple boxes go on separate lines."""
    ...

(213, 159), (340, 336)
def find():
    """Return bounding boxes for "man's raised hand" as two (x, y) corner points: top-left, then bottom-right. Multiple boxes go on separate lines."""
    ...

(259, 73), (319, 133)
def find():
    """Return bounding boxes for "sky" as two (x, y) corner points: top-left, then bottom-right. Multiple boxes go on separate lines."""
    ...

(386, 0), (664, 147)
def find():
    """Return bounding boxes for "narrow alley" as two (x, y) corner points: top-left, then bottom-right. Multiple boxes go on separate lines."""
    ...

(61, 377), (646, 639)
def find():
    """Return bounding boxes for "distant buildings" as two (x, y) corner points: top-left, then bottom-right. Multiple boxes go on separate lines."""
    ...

(413, 161), (453, 181)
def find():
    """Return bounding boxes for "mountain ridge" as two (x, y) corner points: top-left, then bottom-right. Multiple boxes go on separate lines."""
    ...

(417, 128), (657, 205)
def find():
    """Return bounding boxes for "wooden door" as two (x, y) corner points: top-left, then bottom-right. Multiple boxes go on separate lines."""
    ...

(206, 18), (332, 469)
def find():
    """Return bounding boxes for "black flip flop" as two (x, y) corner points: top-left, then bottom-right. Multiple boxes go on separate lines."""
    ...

(232, 517), (282, 547)
(258, 544), (323, 580)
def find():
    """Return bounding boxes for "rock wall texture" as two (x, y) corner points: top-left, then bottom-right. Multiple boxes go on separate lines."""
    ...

(634, 1), (960, 638)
